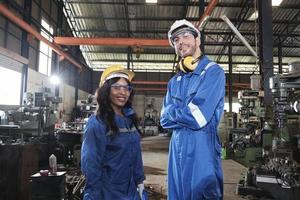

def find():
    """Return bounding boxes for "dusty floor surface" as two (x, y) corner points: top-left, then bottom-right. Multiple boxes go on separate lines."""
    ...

(141, 135), (247, 200)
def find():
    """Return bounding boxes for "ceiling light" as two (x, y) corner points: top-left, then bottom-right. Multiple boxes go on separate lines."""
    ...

(272, 0), (283, 6)
(146, 0), (157, 3)
(248, 11), (258, 21)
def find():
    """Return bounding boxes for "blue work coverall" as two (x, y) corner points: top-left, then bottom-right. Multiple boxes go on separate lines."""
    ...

(81, 107), (145, 200)
(160, 56), (225, 200)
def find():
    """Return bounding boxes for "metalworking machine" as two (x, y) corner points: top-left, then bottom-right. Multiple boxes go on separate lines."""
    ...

(142, 98), (159, 136)
(228, 80), (266, 167)
(0, 87), (70, 200)
(0, 87), (62, 142)
(237, 62), (300, 200)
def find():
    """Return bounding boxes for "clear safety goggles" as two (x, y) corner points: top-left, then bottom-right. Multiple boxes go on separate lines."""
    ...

(172, 31), (194, 45)
(171, 28), (197, 45)
(111, 83), (133, 92)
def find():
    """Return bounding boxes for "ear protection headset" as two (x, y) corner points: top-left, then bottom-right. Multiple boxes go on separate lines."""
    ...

(178, 55), (203, 73)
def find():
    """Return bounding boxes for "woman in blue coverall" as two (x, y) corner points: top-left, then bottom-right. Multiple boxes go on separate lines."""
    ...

(81, 65), (145, 200)
(160, 19), (225, 200)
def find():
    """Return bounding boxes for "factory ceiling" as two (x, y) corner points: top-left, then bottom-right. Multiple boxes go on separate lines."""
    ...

(61, 0), (300, 74)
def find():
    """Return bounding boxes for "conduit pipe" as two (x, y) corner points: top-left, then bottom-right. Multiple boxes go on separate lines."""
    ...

(0, 3), (83, 71)
(54, 0), (219, 47)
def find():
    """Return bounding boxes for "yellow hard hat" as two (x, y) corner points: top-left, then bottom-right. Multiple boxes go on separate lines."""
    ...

(99, 64), (135, 87)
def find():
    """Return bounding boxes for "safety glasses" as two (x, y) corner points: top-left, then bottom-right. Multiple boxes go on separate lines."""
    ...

(172, 31), (195, 45)
(111, 84), (133, 92)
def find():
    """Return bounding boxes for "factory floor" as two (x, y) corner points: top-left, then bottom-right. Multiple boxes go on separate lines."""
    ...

(141, 135), (246, 200)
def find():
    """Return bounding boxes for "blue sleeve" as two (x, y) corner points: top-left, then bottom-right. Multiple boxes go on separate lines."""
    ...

(162, 66), (225, 130)
(160, 79), (183, 129)
(134, 135), (146, 184)
(81, 117), (106, 198)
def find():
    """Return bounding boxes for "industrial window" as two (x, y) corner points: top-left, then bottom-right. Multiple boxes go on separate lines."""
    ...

(0, 66), (21, 105)
(38, 18), (53, 76)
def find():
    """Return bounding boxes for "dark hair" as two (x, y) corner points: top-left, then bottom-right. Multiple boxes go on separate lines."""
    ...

(95, 77), (139, 136)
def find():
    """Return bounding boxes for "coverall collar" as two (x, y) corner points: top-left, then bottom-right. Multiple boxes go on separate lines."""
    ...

(192, 55), (210, 75)
(122, 106), (135, 117)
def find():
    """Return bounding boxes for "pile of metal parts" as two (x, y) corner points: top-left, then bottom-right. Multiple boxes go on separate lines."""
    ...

(237, 62), (300, 200)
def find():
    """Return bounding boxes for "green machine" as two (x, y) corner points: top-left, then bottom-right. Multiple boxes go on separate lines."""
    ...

(228, 89), (266, 167)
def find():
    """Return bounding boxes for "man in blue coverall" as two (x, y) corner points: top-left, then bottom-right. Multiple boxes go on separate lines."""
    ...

(160, 19), (225, 200)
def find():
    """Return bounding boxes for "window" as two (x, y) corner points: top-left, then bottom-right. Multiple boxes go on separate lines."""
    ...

(38, 18), (53, 76)
(0, 66), (21, 105)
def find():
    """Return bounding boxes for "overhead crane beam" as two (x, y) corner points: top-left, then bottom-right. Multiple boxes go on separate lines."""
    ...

(54, 37), (170, 47)
(55, 0), (219, 47)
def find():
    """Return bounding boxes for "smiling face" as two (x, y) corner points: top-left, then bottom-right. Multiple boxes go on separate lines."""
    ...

(173, 31), (201, 59)
(109, 77), (131, 115)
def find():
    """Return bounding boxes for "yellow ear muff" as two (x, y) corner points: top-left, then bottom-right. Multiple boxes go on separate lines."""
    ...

(179, 56), (198, 73)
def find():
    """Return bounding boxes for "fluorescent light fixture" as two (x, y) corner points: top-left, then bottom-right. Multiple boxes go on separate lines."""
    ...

(50, 75), (60, 85)
(146, 0), (157, 3)
(248, 10), (258, 21)
(272, 0), (283, 6)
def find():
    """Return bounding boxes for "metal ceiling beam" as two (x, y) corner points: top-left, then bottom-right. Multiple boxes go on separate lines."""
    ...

(0, 3), (84, 71)
(202, 40), (299, 47)
(182, 0), (189, 18)
(82, 50), (300, 57)
(55, 37), (300, 48)
(124, 0), (133, 69)
(20, 0), (31, 98)
(74, 29), (300, 38)
(216, 0), (252, 62)
(275, 10), (300, 43)
(199, 0), (205, 53)
(72, 16), (300, 25)
(258, 0), (273, 106)
(93, 69), (271, 74)
(196, 0), (218, 28)
(67, 1), (300, 9)
(124, 0), (131, 37)
(56, 0), (218, 47)
(90, 59), (289, 65)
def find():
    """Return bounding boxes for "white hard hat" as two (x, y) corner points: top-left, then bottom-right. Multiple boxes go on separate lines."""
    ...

(168, 19), (200, 47)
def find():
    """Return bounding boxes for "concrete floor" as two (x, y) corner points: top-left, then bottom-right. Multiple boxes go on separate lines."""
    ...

(141, 135), (246, 200)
